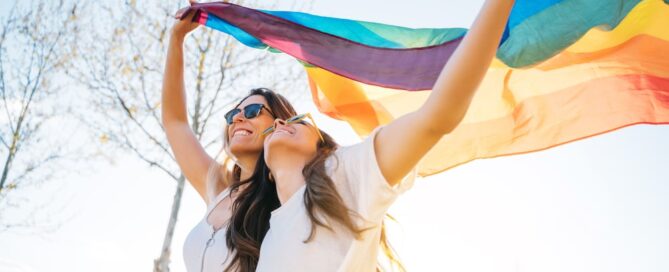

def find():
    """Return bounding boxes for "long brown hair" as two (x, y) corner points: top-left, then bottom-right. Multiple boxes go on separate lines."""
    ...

(209, 88), (297, 272)
(301, 129), (406, 272)
(214, 88), (404, 271)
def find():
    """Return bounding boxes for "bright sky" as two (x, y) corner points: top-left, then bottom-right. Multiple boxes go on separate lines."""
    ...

(1, 1), (668, 271)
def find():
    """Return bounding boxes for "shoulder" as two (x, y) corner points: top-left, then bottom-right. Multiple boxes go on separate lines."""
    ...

(323, 127), (383, 191)
(328, 126), (417, 195)
(327, 126), (382, 169)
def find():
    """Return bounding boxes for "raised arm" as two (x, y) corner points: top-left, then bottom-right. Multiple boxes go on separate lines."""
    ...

(162, 5), (216, 202)
(375, 0), (515, 185)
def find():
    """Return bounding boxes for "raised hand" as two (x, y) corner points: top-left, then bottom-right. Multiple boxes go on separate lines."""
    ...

(172, 0), (200, 38)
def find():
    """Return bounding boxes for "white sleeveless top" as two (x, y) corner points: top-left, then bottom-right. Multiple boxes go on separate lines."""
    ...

(183, 188), (232, 272)
(256, 127), (416, 272)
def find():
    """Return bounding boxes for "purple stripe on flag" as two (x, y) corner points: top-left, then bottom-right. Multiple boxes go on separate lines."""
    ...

(191, 2), (461, 91)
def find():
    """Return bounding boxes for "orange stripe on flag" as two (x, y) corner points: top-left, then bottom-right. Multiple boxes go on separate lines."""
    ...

(304, 34), (669, 176)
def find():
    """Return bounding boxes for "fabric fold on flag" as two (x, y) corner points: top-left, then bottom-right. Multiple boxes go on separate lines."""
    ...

(184, 0), (669, 176)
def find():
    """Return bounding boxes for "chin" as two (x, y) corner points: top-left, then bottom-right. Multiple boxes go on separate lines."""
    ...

(266, 137), (317, 159)
(229, 142), (263, 157)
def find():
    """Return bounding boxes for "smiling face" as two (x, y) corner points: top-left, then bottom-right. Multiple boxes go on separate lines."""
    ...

(263, 117), (322, 167)
(225, 95), (276, 158)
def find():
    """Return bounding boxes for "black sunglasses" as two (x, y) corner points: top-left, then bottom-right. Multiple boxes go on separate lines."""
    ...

(224, 103), (274, 125)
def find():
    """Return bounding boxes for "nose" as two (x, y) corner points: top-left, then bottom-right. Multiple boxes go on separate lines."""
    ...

(232, 109), (245, 123)
(273, 118), (287, 129)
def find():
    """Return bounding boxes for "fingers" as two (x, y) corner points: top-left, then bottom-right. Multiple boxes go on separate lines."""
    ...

(174, 7), (189, 19)
(175, 8), (197, 21)
(175, 0), (198, 19)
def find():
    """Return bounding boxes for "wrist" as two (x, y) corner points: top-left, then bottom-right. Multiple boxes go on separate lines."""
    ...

(170, 29), (186, 43)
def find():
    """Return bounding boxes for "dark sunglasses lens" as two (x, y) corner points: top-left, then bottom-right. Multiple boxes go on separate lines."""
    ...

(244, 104), (264, 119)
(225, 109), (241, 124)
(225, 104), (265, 124)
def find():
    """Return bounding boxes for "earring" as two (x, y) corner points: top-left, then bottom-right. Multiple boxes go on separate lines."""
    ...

(268, 172), (275, 182)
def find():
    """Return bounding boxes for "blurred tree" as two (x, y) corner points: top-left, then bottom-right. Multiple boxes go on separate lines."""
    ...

(0, 1), (83, 233)
(68, 0), (308, 270)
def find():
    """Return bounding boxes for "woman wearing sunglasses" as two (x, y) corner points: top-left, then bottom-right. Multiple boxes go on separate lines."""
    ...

(258, 1), (515, 271)
(162, 5), (298, 271)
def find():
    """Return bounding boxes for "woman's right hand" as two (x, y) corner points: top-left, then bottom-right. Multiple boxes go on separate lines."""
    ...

(171, 0), (200, 38)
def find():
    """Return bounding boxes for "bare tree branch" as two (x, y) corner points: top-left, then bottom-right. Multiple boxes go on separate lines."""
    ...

(68, 0), (309, 270)
(0, 0), (85, 234)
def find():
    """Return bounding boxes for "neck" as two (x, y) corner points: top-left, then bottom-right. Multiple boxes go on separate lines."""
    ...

(269, 159), (308, 204)
(236, 154), (258, 181)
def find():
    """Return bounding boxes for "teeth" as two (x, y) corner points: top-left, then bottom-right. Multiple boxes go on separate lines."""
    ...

(234, 130), (251, 136)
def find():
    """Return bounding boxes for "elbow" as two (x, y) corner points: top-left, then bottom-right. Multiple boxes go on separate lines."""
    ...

(162, 118), (188, 130)
(161, 109), (185, 128)
(419, 98), (471, 136)
(427, 114), (465, 136)
(160, 104), (171, 120)
(160, 108), (170, 126)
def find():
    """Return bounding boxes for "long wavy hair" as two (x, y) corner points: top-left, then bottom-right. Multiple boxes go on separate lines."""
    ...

(300, 129), (406, 272)
(213, 88), (404, 271)
(207, 88), (297, 272)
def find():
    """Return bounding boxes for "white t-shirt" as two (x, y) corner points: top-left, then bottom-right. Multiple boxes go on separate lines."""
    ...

(256, 127), (417, 272)
(183, 188), (232, 272)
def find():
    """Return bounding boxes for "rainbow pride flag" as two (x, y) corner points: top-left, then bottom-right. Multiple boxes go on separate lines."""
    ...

(184, 0), (669, 176)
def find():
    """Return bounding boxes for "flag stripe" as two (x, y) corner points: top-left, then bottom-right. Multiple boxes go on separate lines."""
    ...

(185, 0), (669, 176)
